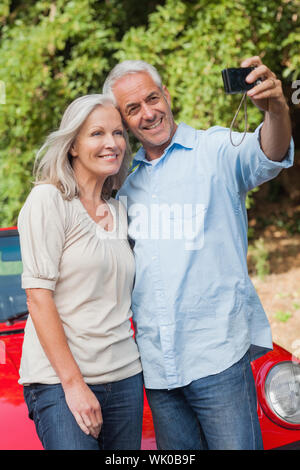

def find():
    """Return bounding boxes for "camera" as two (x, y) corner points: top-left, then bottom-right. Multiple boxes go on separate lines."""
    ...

(222, 67), (261, 94)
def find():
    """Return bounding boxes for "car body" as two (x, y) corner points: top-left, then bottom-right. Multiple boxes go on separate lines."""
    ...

(0, 227), (300, 450)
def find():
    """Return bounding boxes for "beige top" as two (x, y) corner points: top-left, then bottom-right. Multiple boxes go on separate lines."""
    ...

(17, 184), (142, 385)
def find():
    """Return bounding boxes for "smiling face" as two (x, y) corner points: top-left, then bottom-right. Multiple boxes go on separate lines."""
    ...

(112, 72), (177, 159)
(70, 104), (126, 183)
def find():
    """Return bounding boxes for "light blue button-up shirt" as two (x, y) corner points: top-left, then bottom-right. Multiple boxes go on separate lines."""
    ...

(117, 122), (294, 390)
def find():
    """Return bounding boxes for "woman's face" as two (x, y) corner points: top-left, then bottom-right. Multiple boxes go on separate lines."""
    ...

(70, 104), (126, 181)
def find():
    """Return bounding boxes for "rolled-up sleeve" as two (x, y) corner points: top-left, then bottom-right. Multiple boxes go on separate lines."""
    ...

(253, 122), (293, 174)
(236, 123), (294, 192)
(209, 123), (294, 194)
(17, 184), (66, 291)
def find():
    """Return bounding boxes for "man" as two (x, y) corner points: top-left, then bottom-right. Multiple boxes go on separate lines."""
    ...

(102, 57), (294, 450)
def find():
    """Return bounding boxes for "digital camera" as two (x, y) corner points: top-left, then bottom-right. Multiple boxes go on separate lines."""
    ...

(222, 67), (261, 94)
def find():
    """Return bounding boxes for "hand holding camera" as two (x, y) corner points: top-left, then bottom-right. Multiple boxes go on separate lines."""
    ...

(222, 56), (288, 147)
(222, 56), (286, 115)
(222, 67), (261, 94)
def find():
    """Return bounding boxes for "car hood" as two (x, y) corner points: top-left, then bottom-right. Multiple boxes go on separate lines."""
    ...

(0, 327), (25, 406)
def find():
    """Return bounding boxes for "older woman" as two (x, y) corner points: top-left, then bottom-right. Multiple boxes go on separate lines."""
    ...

(17, 95), (143, 450)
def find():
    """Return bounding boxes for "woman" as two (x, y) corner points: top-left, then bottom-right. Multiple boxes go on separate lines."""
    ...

(17, 94), (143, 450)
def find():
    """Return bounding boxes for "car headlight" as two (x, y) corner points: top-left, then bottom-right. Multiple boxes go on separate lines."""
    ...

(265, 361), (300, 425)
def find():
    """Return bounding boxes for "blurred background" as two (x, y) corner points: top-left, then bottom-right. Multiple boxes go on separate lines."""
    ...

(0, 0), (299, 354)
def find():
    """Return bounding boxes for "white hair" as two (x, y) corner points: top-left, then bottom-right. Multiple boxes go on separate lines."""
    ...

(33, 94), (132, 200)
(102, 60), (163, 102)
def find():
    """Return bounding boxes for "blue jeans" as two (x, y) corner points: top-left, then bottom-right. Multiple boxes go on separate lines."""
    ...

(146, 350), (263, 450)
(23, 372), (144, 450)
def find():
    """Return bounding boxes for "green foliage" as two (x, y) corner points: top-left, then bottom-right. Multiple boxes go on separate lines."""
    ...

(274, 310), (292, 322)
(255, 209), (300, 236)
(0, 0), (119, 225)
(0, 0), (10, 19)
(0, 0), (166, 226)
(0, 0), (299, 226)
(246, 186), (259, 209)
(116, 0), (299, 130)
(248, 237), (270, 279)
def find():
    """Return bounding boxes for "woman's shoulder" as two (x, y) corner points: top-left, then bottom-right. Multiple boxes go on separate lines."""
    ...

(20, 184), (68, 219)
(25, 183), (69, 207)
(18, 183), (71, 233)
(30, 183), (62, 198)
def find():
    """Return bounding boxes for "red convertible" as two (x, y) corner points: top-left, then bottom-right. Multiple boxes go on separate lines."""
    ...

(0, 227), (300, 450)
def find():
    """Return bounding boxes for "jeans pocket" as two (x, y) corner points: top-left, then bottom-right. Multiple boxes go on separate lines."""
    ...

(23, 383), (63, 447)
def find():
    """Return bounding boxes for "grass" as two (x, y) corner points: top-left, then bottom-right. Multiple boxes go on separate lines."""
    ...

(274, 310), (292, 322)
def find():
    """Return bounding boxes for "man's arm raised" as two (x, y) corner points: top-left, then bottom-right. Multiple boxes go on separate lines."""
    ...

(241, 56), (292, 162)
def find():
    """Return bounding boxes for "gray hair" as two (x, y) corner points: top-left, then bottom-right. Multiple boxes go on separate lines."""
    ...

(33, 94), (132, 200)
(103, 60), (163, 102)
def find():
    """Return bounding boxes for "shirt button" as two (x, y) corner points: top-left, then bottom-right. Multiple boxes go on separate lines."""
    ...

(152, 256), (157, 260)
(152, 194), (157, 199)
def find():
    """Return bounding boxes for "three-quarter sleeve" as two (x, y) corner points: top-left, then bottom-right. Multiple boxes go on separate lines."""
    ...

(235, 124), (294, 193)
(18, 184), (66, 291)
(206, 124), (294, 195)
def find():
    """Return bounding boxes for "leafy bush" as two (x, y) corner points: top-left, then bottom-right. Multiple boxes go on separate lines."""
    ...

(248, 237), (270, 279)
(0, 0), (299, 226)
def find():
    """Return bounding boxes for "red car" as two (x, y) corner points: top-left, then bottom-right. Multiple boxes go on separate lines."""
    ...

(0, 227), (300, 450)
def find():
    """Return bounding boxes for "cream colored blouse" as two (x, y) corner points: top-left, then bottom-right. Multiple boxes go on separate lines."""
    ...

(17, 184), (142, 385)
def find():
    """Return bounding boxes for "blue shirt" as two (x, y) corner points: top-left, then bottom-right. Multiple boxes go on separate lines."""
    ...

(117, 122), (294, 390)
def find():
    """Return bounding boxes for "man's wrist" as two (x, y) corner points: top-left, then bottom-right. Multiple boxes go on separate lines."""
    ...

(267, 98), (290, 118)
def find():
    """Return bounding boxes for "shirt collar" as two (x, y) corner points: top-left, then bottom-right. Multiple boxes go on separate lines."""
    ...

(132, 122), (197, 165)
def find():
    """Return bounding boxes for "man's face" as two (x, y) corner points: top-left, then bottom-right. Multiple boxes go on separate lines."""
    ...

(112, 72), (177, 158)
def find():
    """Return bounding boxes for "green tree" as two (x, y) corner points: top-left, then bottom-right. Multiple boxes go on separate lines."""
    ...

(0, 0), (115, 225)
(116, 0), (299, 129)
(0, 0), (299, 227)
(0, 0), (163, 226)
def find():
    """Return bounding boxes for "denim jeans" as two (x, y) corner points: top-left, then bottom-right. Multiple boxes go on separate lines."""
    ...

(23, 372), (144, 450)
(146, 350), (263, 450)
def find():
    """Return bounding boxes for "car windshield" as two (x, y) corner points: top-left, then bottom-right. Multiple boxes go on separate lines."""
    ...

(0, 232), (28, 323)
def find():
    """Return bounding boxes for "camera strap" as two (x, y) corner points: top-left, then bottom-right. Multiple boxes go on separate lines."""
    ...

(229, 92), (248, 147)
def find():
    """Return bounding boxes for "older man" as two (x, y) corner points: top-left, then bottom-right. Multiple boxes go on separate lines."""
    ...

(102, 58), (293, 450)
